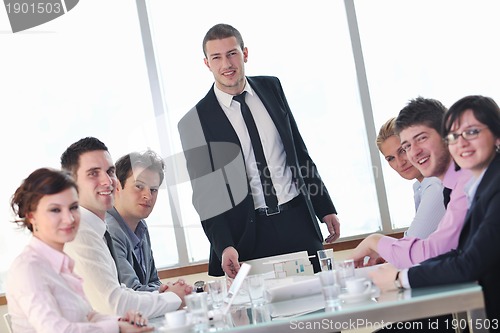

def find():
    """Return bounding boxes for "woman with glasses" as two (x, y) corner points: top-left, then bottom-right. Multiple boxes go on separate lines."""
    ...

(376, 117), (445, 239)
(5, 168), (153, 333)
(370, 95), (500, 323)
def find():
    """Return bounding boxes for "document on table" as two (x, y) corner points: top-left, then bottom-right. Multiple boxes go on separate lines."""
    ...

(265, 275), (321, 302)
(268, 293), (325, 319)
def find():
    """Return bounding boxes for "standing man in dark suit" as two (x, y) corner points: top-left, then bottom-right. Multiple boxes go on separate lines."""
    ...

(178, 23), (340, 277)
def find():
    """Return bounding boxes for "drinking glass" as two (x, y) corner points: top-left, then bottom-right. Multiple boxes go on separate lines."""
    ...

(336, 259), (355, 288)
(185, 292), (209, 332)
(164, 309), (187, 328)
(246, 274), (267, 306)
(251, 303), (271, 324)
(318, 270), (341, 311)
(207, 279), (226, 309)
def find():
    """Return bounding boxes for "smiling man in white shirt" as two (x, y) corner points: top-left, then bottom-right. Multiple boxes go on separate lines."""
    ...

(61, 137), (191, 318)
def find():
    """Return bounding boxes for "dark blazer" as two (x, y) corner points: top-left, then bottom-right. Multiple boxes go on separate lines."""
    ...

(106, 208), (161, 291)
(178, 76), (336, 276)
(409, 154), (500, 322)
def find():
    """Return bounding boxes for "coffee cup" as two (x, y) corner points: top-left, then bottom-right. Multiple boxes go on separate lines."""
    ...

(345, 278), (371, 295)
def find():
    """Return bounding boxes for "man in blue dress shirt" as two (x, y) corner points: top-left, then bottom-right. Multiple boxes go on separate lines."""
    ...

(107, 149), (169, 292)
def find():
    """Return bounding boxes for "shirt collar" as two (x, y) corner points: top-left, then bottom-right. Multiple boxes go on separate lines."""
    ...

(412, 179), (421, 192)
(442, 161), (462, 189)
(465, 167), (487, 207)
(135, 220), (147, 239)
(30, 236), (75, 274)
(80, 206), (107, 238)
(213, 78), (255, 108)
(414, 176), (441, 190)
(107, 207), (146, 248)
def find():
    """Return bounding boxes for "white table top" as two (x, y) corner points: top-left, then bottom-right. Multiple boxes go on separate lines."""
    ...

(152, 282), (487, 333)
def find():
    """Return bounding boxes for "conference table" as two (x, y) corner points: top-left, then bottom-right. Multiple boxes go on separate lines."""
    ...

(152, 282), (489, 333)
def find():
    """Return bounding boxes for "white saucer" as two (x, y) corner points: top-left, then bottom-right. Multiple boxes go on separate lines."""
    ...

(157, 323), (193, 333)
(338, 289), (376, 304)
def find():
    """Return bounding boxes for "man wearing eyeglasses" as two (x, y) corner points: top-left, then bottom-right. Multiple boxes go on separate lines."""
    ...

(351, 97), (472, 269)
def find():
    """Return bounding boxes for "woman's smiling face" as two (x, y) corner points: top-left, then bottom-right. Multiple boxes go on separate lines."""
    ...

(447, 109), (500, 177)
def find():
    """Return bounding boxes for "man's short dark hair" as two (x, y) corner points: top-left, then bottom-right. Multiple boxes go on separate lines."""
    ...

(202, 23), (244, 57)
(60, 137), (108, 179)
(115, 150), (165, 189)
(395, 97), (447, 135)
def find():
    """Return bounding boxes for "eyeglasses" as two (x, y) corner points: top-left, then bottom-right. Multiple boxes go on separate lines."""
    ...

(444, 128), (485, 145)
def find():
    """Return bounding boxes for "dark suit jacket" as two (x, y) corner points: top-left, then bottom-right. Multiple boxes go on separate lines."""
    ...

(178, 76), (336, 276)
(106, 208), (161, 291)
(409, 154), (500, 322)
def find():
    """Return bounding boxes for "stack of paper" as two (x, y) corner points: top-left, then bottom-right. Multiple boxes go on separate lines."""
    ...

(265, 275), (321, 303)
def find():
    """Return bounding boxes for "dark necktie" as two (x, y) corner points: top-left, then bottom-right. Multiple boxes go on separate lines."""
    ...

(233, 91), (279, 214)
(104, 229), (118, 264)
(443, 187), (452, 209)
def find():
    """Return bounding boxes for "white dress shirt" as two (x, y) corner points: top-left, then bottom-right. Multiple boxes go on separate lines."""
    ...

(405, 177), (445, 239)
(64, 207), (181, 318)
(214, 81), (299, 209)
(6, 237), (119, 333)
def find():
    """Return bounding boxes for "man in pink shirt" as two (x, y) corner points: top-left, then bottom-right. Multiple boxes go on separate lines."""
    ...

(351, 97), (472, 269)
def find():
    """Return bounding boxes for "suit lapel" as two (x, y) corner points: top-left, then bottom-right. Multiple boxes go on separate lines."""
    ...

(459, 154), (500, 244)
(247, 77), (295, 165)
(197, 88), (241, 146)
(111, 210), (147, 282)
(467, 154), (500, 215)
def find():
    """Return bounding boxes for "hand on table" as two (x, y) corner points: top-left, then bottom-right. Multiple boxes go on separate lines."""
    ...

(158, 283), (169, 293)
(369, 263), (399, 291)
(118, 310), (153, 332)
(162, 279), (193, 308)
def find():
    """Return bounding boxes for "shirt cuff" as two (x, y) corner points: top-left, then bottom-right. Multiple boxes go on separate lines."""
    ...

(162, 291), (183, 312)
(103, 320), (120, 333)
(400, 268), (411, 289)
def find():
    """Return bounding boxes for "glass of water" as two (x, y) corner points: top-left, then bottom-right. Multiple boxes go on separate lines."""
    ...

(207, 279), (227, 309)
(336, 259), (355, 288)
(185, 292), (209, 332)
(318, 270), (341, 311)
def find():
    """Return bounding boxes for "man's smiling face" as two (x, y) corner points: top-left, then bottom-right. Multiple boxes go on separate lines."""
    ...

(399, 124), (451, 180)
